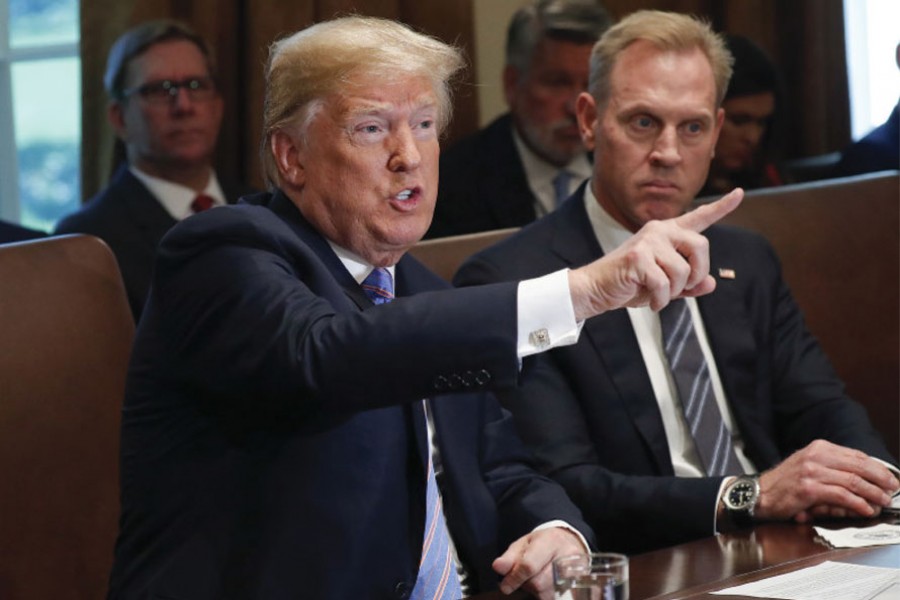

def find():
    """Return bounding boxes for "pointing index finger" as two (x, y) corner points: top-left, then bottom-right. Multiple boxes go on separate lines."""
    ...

(676, 187), (744, 233)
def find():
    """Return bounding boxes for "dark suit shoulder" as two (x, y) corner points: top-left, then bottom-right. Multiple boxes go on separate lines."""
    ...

(429, 114), (536, 238)
(54, 167), (160, 237)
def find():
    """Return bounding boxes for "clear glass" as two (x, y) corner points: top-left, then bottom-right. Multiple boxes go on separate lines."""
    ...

(10, 0), (80, 47)
(553, 552), (629, 600)
(12, 57), (81, 231)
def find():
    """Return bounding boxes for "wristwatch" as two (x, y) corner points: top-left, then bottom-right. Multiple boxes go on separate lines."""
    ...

(722, 475), (760, 528)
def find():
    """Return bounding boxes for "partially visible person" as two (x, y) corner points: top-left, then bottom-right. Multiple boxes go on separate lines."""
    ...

(701, 33), (787, 196)
(426, 0), (612, 238)
(55, 20), (252, 321)
(107, 15), (745, 599)
(831, 42), (900, 177)
(0, 219), (46, 243)
(456, 10), (898, 555)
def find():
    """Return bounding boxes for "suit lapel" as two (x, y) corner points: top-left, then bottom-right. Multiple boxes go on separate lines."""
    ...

(117, 167), (178, 249)
(552, 193), (675, 473)
(697, 237), (762, 463)
(268, 191), (371, 310)
(482, 115), (538, 227)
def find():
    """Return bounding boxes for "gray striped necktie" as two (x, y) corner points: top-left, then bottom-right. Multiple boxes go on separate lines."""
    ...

(659, 299), (742, 477)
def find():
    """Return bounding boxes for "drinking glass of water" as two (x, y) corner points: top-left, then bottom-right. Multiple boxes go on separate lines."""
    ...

(553, 552), (629, 600)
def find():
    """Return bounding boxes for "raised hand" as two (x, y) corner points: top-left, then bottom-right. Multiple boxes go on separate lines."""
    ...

(569, 188), (744, 320)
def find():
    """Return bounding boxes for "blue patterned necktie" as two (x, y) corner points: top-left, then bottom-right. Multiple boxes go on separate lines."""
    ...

(361, 267), (394, 305)
(659, 299), (743, 477)
(359, 267), (462, 598)
(552, 170), (572, 208)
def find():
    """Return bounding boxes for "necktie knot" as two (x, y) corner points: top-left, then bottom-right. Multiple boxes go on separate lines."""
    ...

(191, 193), (215, 213)
(361, 267), (394, 305)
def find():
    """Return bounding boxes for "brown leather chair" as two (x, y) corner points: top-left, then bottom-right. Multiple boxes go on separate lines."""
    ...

(0, 235), (134, 599)
(720, 171), (899, 457)
(409, 227), (519, 282)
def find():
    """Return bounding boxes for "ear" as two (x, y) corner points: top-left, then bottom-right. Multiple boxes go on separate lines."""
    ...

(271, 129), (306, 188)
(575, 92), (598, 151)
(711, 107), (725, 158)
(107, 101), (128, 141)
(502, 65), (520, 108)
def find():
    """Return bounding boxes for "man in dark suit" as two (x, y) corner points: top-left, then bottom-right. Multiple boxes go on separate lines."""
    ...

(108, 15), (744, 599)
(456, 10), (898, 555)
(425, 0), (612, 239)
(55, 20), (246, 321)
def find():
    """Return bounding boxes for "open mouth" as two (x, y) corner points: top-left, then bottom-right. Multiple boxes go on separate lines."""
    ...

(389, 187), (421, 211)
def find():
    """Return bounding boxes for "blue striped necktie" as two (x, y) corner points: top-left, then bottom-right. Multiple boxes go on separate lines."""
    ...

(659, 299), (743, 477)
(359, 267), (462, 598)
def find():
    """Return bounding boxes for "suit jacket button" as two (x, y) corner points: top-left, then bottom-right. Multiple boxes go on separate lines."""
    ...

(394, 581), (412, 599)
(433, 375), (450, 392)
(461, 370), (475, 387)
(449, 374), (464, 390)
(474, 369), (491, 386)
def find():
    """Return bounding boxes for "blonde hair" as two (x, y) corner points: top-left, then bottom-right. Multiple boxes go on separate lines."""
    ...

(261, 16), (465, 188)
(588, 10), (733, 109)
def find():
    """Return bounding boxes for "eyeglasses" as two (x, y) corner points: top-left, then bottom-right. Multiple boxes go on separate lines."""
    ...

(120, 77), (216, 105)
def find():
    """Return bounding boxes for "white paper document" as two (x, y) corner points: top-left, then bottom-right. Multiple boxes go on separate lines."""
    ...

(814, 523), (900, 548)
(711, 561), (899, 600)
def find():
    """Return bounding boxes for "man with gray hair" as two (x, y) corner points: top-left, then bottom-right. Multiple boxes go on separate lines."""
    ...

(108, 14), (742, 599)
(55, 20), (248, 321)
(426, 0), (612, 238)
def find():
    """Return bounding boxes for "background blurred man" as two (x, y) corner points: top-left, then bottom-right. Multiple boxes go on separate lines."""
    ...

(426, 0), (612, 238)
(56, 20), (249, 321)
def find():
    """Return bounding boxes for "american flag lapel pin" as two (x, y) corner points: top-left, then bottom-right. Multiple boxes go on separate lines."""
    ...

(718, 268), (736, 279)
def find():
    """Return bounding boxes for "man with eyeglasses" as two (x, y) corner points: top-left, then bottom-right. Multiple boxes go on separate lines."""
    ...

(56, 20), (250, 321)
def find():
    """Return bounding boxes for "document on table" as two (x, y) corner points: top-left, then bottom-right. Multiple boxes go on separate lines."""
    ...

(711, 561), (899, 600)
(814, 523), (900, 548)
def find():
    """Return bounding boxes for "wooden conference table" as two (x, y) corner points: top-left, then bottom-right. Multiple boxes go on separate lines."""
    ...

(472, 517), (899, 599)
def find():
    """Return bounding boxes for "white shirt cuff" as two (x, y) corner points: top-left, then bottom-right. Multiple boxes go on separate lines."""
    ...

(534, 520), (592, 554)
(516, 269), (583, 358)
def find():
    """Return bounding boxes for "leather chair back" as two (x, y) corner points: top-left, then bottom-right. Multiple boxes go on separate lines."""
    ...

(0, 234), (134, 599)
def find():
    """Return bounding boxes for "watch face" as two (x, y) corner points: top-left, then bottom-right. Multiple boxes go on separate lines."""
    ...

(728, 481), (756, 509)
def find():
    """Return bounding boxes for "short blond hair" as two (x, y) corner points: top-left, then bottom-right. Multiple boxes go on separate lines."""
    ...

(261, 16), (465, 188)
(588, 10), (732, 109)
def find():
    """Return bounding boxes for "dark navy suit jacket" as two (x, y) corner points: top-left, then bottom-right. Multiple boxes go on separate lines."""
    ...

(427, 114), (539, 239)
(54, 165), (250, 320)
(455, 186), (895, 554)
(108, 190), (594, 599)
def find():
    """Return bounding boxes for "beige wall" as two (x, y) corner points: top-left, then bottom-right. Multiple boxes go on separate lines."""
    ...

(472, 0), (531, 126)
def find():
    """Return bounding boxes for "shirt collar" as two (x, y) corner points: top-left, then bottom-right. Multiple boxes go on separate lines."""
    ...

(327, 240), (396, 285)
(129, 166), (226, 220)
(583, 180), (635, 253)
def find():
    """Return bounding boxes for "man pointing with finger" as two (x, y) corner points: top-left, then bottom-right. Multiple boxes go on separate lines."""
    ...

(108, 15), (744, 599)
(455, 10), (898, 555)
